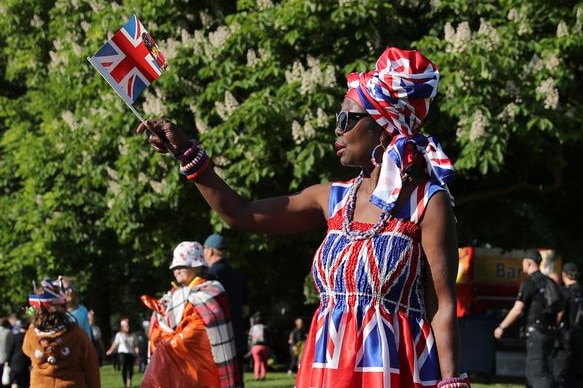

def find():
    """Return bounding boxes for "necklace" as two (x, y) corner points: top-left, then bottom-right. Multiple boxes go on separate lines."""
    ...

(342, 172), (392, 241)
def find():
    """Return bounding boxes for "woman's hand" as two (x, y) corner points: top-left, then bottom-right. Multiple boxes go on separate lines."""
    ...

(136, 119), (191, 155)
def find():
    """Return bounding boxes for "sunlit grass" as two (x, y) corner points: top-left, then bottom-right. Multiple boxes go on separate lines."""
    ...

(99, 363), (526, 388)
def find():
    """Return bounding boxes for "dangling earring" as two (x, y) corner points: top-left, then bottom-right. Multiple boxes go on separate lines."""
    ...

(370, 143), (385, 167)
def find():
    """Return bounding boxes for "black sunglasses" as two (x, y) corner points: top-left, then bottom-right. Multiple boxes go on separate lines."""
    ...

(336, 110), (369, 134)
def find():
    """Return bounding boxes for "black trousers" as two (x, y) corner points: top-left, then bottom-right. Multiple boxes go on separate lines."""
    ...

(118, 353), (135, 385)
(525, 328), (555, 388)
(552, 330), (583, 388)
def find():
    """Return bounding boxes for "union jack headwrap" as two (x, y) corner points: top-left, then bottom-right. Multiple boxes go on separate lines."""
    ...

(346, 47), (455, 213)
(28, 277), (67, 310)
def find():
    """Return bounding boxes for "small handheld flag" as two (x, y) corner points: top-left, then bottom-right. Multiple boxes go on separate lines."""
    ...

(88, 14), (175, 154)
(88, 14), (167, 107)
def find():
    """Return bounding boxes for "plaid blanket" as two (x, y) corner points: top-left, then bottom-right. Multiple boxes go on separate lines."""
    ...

(142, 278), (241, 388)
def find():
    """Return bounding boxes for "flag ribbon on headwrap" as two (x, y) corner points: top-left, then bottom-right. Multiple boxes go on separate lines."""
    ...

(347, 47), (455, 214)
(28, 277), (67, 309)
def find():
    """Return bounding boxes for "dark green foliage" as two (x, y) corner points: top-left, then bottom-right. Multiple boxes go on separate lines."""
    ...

(1, 0), (583, 331)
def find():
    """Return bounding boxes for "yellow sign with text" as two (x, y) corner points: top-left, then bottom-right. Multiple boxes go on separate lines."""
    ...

(473, 256), (524, 285)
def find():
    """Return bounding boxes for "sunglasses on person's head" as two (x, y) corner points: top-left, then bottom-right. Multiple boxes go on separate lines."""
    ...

(336, 110), (369, 134)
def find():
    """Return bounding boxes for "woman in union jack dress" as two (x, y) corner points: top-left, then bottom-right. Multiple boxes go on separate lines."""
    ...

(138, 47), (470, 388)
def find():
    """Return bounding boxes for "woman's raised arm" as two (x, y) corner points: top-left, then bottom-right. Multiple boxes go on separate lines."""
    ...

(136, 118), (329, 234)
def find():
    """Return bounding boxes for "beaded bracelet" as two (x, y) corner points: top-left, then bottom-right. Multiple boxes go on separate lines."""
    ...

(437, 376), (470, 388)
(186, 157), (210, 181)
(174, 139), (198, 162)
(180, 148), (208, 175)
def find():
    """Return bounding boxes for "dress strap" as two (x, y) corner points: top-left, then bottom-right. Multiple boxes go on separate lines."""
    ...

(393, 181), (445, 224)
(328, 179), (354, 219)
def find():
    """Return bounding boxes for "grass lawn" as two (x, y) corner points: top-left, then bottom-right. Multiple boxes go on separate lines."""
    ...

(99, 364), (525, 388)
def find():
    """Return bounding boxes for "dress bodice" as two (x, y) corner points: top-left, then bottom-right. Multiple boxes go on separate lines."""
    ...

(296, 178), (448, 388)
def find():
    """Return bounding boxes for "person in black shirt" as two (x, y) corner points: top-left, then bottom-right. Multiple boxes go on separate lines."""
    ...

(552, 262), (583, 388)
(204, 233), (249, 386)
(494, 249), (559, 388)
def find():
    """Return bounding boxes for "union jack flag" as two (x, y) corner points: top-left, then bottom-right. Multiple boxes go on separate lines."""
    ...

(87, 14), (168, 105)
(28, 278), (67, 310)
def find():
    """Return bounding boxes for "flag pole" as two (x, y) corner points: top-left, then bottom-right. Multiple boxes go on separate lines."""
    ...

(123, 97), (178, 157)
(87, 56), (178, 157)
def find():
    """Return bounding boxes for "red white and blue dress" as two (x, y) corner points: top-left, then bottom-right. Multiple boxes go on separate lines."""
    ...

(296, 177), (446, 388)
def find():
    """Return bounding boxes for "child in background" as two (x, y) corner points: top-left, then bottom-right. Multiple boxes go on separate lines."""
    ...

(23, 277), (100, 388)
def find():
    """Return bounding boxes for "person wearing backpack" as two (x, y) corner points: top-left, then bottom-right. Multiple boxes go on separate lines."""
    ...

(494, 249), (562, 388)
(552, 262), (583, 388)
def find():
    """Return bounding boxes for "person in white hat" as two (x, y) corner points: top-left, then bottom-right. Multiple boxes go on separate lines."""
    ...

(141, 241), (242, 388)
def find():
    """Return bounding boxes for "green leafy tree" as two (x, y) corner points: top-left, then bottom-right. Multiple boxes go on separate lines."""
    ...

(1, 0), (582, 331)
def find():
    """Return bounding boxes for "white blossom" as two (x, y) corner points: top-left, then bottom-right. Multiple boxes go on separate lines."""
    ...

(108, 180), (121, 197)
(469, 110), (488, 141)
(209, 26), (230, 48)
(339, 0), (358, 5)
(258, 47), (272, 61)
(536, 78), (559, 110)
(204, 25), (232, 59)
(163, 38), (178, 60)
(179, 29), (193, 45)
(61, 111), (78, 131)
(88, 0), (103, 13)
(291, 120), (316, 144)
(257, 0), (274, 9)
(31, 15), (44, 28)
(507, 8), (519, 21)
(430, 0), (441, 11)
(285, 56), (335, 95)
(315, 108), (329, 128)
(214, 155), (230, 167)
(477, 19), (500, 50)
(524, 54), (543, 75)
(456, 116), (469, 138)
(199, 11), (214, 29)
(192, 30), (208, 57)
(138, 173), (149, 185)
(444, 23), (455, 43)
(444, 22), (471, 53)
(105, 167), (119, 180)
(518, 20), (532, 36)
(576, 7), (583, 31)
(143, 90), (168, 117)
(149, 180), (166, 194)
(445, 84), (455, 99)
(556, 21), (569, 37)
(496, 103), (519, 123)
(247, 49), (259, 67)
(195, 116), (208, 134)
(544, 54), (560, 72)
(215, 91), (239, 120)
(118, 139), (128, 156)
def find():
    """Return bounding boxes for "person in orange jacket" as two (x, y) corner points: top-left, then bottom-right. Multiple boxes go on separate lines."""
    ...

(23, 277), (100, 388)
(141, 241), (241, 388)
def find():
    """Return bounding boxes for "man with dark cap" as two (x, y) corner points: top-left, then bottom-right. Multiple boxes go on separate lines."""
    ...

(552, 262), (583, 388)
(204, 233), (249, 386)
(494, 249), (560, 388)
